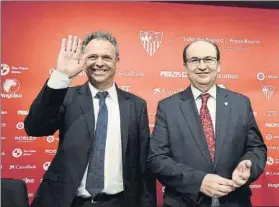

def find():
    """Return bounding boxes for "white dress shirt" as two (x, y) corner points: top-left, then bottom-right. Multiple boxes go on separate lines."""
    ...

(191, 84), (217, 132)
(47, 70), (124, 198)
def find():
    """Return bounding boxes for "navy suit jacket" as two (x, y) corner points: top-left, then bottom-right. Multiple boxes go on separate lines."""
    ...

(24, 81), (157, 207)
(148, 86), (266, 206)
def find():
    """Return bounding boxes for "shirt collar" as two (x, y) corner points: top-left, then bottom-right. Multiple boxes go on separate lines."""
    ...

(191, 84), (217, 100)
(88, 82), (118, 100)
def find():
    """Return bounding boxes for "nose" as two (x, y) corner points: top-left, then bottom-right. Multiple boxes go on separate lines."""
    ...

(95, 57), (104, 67)
(198, 59), (207, 70)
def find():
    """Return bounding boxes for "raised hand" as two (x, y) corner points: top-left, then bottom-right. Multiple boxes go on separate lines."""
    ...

(56, 35), (87, 78)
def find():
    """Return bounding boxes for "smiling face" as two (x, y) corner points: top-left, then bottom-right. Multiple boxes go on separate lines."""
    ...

(84, 38), (119, 90)
(184, 41), (220, 92)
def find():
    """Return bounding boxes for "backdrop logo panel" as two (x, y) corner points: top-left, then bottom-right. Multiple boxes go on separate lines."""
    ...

(1, 2), (278, 206)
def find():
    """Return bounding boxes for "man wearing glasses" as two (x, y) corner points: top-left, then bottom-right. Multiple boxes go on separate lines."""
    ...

(148, 40), (266, 207)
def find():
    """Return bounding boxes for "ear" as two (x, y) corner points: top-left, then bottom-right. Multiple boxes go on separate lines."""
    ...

(217, 61), (221, 73)
(116, 58), (120, 70)
(183, 64), (188, 75)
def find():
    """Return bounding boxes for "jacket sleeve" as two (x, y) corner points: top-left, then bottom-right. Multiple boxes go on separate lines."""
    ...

(24, 80), (68, 137)
(139, 102), (157, 207)
(237, 98), (267, 184)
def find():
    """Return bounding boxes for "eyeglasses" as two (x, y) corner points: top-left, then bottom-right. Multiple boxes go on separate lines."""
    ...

(186, 56), (218, 67)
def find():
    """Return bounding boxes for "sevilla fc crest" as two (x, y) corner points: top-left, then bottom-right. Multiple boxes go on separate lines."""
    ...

(140, 30), (163, 56)
(261, 85), (275, 100)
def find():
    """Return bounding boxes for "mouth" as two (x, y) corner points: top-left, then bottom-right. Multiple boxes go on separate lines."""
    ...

(91, 68), (109, 75)
(196, 72), (210, 75)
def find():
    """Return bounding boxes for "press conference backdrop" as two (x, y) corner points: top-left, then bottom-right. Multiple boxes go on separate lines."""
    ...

(1, 2), (279, 206)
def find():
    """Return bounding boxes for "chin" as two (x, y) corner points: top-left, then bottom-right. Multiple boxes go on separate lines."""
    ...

(196, 80), (210, 85)
(93, 79), (107, 84)
(91, 74), (106, 80)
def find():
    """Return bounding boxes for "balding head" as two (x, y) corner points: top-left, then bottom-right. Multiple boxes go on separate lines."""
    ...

(183, 40), (220, 64)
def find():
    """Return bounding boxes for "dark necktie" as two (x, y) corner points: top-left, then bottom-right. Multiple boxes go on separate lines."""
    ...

(86, 91), (108, 198)
(200, 93), (215, 161)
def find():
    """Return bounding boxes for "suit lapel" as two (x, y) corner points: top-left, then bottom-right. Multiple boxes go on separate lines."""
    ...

(180, 87), (213, 168)
(214, 87), (230, 170)
(116, 86), (130, 162)
(78, 82), (95, 140)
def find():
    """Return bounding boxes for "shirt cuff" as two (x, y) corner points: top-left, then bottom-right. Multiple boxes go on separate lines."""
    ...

(47, 70), (71, 89)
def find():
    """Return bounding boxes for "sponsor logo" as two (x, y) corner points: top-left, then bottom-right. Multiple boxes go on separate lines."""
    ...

(1, 64), (10, 76)
(267, 111), (278, 117)
(16, 122), (24, 130)
(266, 156), (279, 166)
(1, 137), (6, 140)
(28, 193), (34, 198)
(1, 63), (28, 75)
(153, 87), (185, 95)
(12, 148), (36, 158)
(117, 70), (144, 77)
(2, 79), (20, 93)
(118, 85), (132, 92)
(217, 73), (239, 79)
(17, 110), (29, 116)
(1, 110), (8, 115)
(265, 134), (279, 140)
(217, 84), (226, 89)
(267, 157), (274, 165)
(43, 161), (51, 171)
(45, 149), (57, 155)
(267, 146), (279, 151)
(249, 184), (262, 189)
(261, 85), (275, 100)
(23, 178), (35, 184)
(15, 136), (36, 142)
(268, 183), (279, 188)
(140, 30), (163, 56)
(160, 71), (187, 78)
(265, 171), (279, 176)
(9, 164), (36, 170)
(148, 114), (156, 128)
(46, 136), (55, 143)
(265, 123), (279, 128)
(257, 72), (279, 81)
(1, 79), (23, 99)
(12, 148), (23, 158)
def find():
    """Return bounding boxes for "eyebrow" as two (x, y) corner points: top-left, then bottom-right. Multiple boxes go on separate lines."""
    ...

(87, 54), (113, 58)
(188, 56), (216, 59)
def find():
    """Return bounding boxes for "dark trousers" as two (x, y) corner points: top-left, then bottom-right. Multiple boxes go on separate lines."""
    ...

(70, 192), (126, 207)
(162, 199), (252, 207)
(198, 203), (252, 207)
(163, 203), (252, 207)
(197, 197), (252, 207)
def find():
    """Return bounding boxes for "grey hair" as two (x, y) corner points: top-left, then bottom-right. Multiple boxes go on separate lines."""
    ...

(82, 31), (119, 59)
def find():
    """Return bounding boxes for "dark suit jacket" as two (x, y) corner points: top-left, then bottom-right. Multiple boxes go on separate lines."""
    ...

(24, 81), (156, 207)
(148, 86), (267, 207)
(1, 178), (30, 207)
